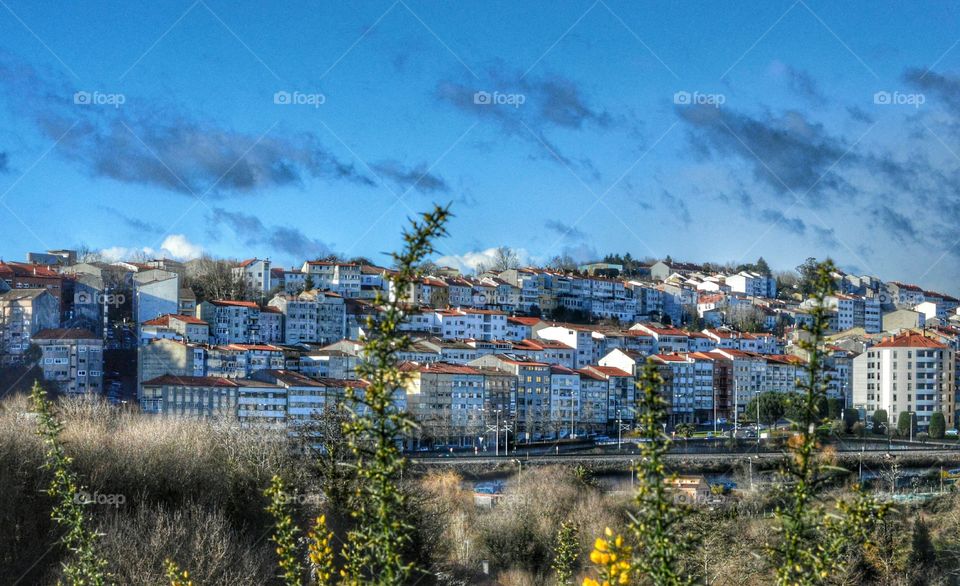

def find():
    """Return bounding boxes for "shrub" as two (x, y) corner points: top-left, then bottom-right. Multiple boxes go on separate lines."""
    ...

(842, 408), (860, 434)
(898, 412), (916, 438)
(929, 412), (946, 440)
(872, 410), (888, 434)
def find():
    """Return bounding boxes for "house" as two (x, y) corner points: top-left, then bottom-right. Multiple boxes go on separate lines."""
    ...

(140, 375), (241, 418)
(726, 271), (776, 298)
(34, 328), (103, 396)
(666, 475), (712, 505)
(630, 324), (690, 353)
(0, 289), (60, 364)
(650, 260), (702, 281)
(140, 314), (209, 344)
(536, 324), (600, 368)
(233, 258), (272, 299)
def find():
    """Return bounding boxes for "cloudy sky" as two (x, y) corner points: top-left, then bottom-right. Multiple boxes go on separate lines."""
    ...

(1, 1), (960, 291)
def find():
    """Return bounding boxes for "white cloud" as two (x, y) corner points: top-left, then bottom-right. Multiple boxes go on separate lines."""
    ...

(436, 247), (532, 274)
(159, 234), (203, 260)
(99, 234), (203, 262)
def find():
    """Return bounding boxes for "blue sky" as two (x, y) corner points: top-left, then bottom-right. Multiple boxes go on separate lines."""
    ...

(2, 1), (960, 291)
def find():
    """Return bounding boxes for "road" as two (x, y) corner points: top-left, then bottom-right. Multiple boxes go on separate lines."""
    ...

(411, 447), (960, 467)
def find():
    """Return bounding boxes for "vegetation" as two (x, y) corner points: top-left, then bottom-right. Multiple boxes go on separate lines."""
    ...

(4, 222), (939, 586)
(930, 412), (946, 440)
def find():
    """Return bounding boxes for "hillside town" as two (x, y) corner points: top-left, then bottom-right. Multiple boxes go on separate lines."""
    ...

(2, 249), (957, 447)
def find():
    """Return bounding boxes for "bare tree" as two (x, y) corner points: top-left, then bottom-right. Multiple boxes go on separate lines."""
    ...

(184, 256), (251, 302)
(491, 246), (520, 272)
(547, 253), (577, 272)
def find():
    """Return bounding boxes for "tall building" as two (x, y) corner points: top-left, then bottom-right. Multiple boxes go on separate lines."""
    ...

(853, 332), (956, 431)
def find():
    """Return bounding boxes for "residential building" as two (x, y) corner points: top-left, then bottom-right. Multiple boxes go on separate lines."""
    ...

(0, 289), (59, 364)
(853, 332), (956, 431)
(34, 328), (103, 395)
(233, 258), (272, 299)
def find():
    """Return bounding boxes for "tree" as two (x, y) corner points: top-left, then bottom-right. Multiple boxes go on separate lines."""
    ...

(827, 398), (843, 420)
(548, 253), (577, 272)
(303, 274), (316, 292)
(183, 256), (251, 302)
(745, 392), (786, 425)
(908, 516), (936, 575)
(796, 257), (821, 296)
(842, 408), (860, 434)
(872, 409), (888, 434)
(929, 412), (946, 440)
(755, 256), (771, 277)
(491, 246), (520, 272)
(898, 411), (916, 438)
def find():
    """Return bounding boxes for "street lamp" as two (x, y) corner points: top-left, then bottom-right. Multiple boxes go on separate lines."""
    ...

(617, 409), (623, 451)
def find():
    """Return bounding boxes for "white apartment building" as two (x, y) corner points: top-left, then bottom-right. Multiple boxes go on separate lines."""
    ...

(434, 308), (508, 341)
(234, 258), (272, 298)
(853, 332), (956, 431)
(726, 271), (776, 298)
(301, 261), (362, 298)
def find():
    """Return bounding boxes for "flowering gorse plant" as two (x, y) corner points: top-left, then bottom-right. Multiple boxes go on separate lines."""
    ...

(32, 382), (110, 585)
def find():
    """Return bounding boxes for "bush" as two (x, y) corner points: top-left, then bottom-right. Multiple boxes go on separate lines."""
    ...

(842, 408), (860, 434)
(872, 409), (888, 434)
(930, 412), (946, 440)
(898, 412), (916, 438)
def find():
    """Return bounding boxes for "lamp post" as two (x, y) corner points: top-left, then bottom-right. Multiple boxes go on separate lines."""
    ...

(733, 377), (739, 438)
(617, 409), (623, 451)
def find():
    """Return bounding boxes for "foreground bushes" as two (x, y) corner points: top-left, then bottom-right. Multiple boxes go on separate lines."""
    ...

(0, 393), (302, 585)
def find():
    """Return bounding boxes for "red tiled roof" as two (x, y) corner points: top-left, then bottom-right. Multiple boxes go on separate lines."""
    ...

(33, 328), (98, 340)
(874, 332), (947, 349)
(586, 365), (632, 377)
(142, 375), (237, 387)
(210, 299), (260, 309)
